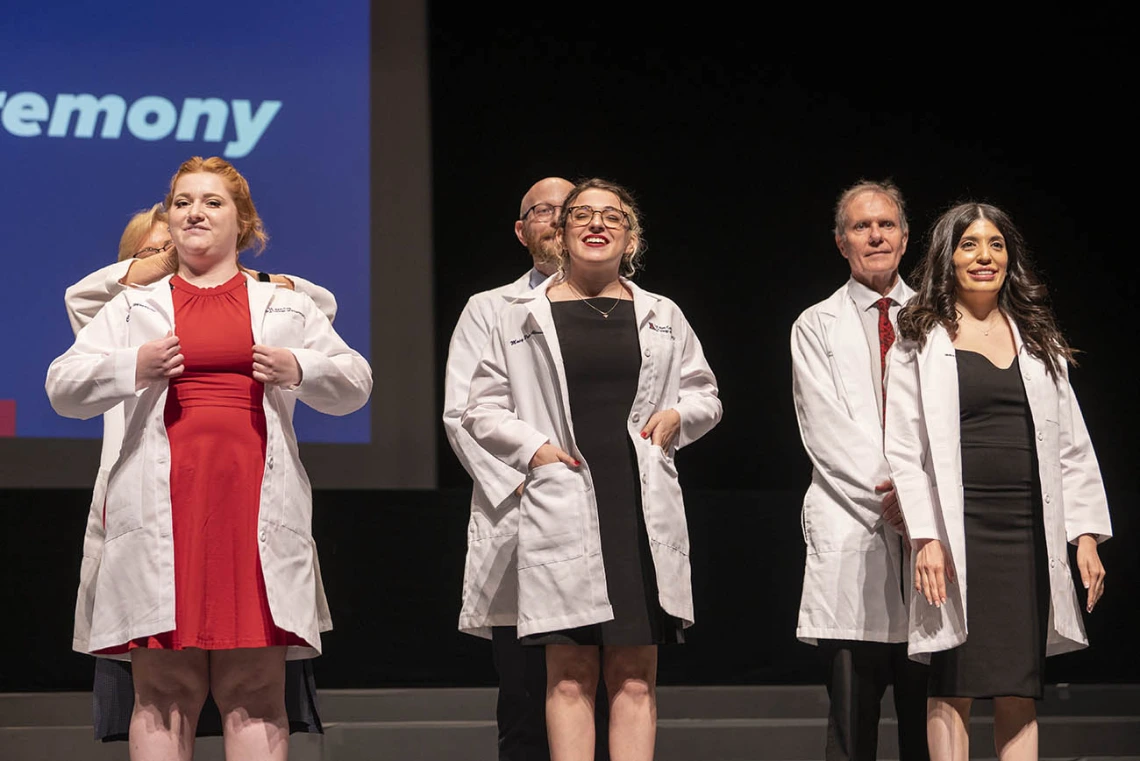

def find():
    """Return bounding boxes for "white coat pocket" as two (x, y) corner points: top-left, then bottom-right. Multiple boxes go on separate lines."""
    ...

(518, 462), (586, 569)
(802, 484), (881, 553)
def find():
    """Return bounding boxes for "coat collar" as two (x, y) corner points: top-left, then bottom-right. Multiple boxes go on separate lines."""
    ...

(498, 271), (536, 302)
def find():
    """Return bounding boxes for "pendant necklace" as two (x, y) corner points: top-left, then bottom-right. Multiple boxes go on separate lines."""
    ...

(567, 280), (623, 319)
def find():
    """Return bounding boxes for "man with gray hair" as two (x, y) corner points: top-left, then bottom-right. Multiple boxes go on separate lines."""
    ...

(790, 180), (929, 760)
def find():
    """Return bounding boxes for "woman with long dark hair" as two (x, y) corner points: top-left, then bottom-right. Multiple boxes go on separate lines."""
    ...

(884, 202), (1112, 760)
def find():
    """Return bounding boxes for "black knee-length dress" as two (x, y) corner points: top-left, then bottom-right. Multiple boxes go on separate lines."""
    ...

(522, 298), (683, 647)
(928, 351), (1050, 698)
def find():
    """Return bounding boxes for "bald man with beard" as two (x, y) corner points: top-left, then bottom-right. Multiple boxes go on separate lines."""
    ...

(444, 178), (607, 760)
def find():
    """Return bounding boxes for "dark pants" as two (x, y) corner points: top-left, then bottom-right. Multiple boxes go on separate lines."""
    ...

(819, 639), (929, 761)
(491, 626), (610, 761)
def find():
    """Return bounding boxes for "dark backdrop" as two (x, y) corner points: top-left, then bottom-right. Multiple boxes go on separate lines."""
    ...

(2, 11), (1135, 690)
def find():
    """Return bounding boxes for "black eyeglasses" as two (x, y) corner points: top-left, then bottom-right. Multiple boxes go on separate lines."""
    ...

(520, 203), (562, 222)
(133, 241), (173, 259)
(566, 205), (630, 230)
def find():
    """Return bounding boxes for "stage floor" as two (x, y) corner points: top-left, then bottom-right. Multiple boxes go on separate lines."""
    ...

(3, 683), (1138, 760)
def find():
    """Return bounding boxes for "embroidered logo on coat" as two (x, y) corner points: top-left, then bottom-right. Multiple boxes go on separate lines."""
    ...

(266, 307), (306, 318)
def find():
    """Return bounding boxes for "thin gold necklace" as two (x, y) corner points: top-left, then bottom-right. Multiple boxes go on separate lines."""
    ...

(977, 312), (1002, 336)
(566, 280), (623, 319)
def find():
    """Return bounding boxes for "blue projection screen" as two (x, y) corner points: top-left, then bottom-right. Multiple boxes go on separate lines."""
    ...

(1, 4), (371, 450)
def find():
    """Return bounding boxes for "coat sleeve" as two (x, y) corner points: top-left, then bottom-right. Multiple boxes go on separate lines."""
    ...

(46, 294), (139, 420)
(791, 315), (889, 532)
(64, 260), (134, 335)
(461, 315), (549, 474)
(673, 310), (722, 450)
(286, 275), (338, 324)
(287, 293), (372, 416)
(443, 296), (529, 509)
(883, 340), (939, 540)
(1056, 366), (1113, 544)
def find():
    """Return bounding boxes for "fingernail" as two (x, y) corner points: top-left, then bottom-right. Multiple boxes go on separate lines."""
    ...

(641, 431), (648, 438)
(573, 460), (580, 467)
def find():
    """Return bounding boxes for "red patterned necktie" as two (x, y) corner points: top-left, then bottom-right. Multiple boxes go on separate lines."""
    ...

(875, 297), (894, 424)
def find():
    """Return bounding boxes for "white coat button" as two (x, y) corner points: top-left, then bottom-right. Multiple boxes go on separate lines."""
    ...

(641, 472), (647, 483)
(644, 349), (651, 357)
(1037, 431), (1044, 441)
(1050, 557), (1056, 568)
(259, 530), (267, 542)
(1044, 493), (1051, 504)
(632, 412), (640, 423)
(1024, 374), (1031, 382)
(267, 456), (274, 469)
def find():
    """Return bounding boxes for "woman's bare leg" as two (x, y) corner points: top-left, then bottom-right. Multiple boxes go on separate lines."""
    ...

(602, 645), (657, 761)
(928, 696), (971, 761)
(209, 647), (289, 761)
(545, 644), (600, 761)
(129, 648), (210, 761)
(993, 696), (1038, 761)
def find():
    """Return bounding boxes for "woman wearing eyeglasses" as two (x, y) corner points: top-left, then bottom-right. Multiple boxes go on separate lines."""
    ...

(463, 177), (722, 760)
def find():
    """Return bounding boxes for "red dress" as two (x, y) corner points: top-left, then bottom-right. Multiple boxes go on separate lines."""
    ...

(103, 273), (305, 652)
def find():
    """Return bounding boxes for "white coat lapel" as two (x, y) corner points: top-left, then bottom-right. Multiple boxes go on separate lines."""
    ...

(523, 291), (577, 448)
(832, 293), (881, 437)
(1007, 319), (1048, 422)
(628, 279), (659, 329)
(918, 329), (967, 582)
(142, 274), (176, 327)
(500, 272), (534, 302)
(921, 329), (961, 494)
(246, 277), (276, 343)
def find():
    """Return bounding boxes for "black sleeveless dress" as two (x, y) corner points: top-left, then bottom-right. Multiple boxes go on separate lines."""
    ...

(522, 298), (683, 646)
(928, 352), (1050, 698)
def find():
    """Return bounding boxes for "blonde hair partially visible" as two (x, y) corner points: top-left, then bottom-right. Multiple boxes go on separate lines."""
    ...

(116, 204), (168, 262)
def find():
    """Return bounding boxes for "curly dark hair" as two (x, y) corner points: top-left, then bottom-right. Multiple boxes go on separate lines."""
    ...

(897, 202), (1075, 379)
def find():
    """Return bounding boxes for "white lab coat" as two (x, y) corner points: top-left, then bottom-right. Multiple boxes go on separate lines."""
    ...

(47, 273), (370, 658)
(884, 321), (1112, 658)
(461, 277), (722, 637)
(791, 280), (916, 644)
(62, 259), (338, 654)
(443, 271), (537, 638)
